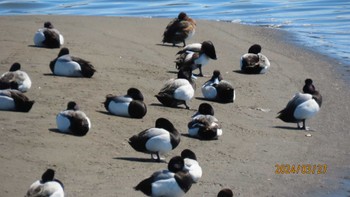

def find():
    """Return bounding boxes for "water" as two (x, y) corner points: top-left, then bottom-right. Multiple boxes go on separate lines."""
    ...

(0, 0), (349, 67)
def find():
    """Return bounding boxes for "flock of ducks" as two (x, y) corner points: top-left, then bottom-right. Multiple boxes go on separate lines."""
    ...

(0, 12), (323, 197)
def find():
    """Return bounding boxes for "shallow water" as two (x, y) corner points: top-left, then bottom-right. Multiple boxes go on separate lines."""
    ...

(0, 0), (349, 69)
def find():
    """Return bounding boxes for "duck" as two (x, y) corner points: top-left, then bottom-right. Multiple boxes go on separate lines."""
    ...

(155, 67), (195, 109)
(0, 62), (32, 92)
(175, 41), (217, 77)
(202, 70), (235, 103)
(188, 103), (222, 140)
(0, 89), (35, 112)
(128, 118), (180, 162)
(217, 188), (233, 197)
(181, 149), (202, 183)
(49, 48), (96, 78)
(104, 88), (147, 119)
(33, 21), (64, 48)
(134, 156), (193, 197)
(240, 44), (270, 74)
(25, 169), (64, 197)
(162, 12), (196, 47)
(56, 101), (91, 136)
(277, 79), (322, 130)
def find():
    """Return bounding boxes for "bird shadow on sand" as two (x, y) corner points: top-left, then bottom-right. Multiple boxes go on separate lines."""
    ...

(48, 128), (85, 137)
(195, 97), (209, 101)
(181, 133), (200, 140)
(114, 157), (167, 163)
(181, 133), (219, 141)
(150, 103), (196, 111)
(273, 126), (316, 132)
(96, 110), (114, 116)
(155, 43), (182, 48)
(166, 70), (178, 75)
(96, 110), (140, 119)
(43, 73), (55, 76)
(233, 70), (260, 75)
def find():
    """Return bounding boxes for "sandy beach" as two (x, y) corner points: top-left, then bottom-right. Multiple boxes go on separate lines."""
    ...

(0, 15), (349, 196)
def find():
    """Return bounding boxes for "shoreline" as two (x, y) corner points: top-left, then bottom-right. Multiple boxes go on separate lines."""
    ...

(0, 15), (349, 196)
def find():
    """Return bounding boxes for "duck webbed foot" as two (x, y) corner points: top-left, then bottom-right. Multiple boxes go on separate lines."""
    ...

(297, 120), (310, 130)
(151, 153), (164, 162)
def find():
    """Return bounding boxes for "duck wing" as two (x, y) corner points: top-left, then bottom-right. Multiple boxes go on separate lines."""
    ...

(43, 29), (60, 48)
(163, 18), (183, 43)
(277, 93), (312, 122)
(241, 53), (260, 68)
(176, 43), (202, 55)
(0, 72), (17, 89)
(129, 128), (169, 152)
(9, 89), (34, 112)
(71, 56), (96, 78)
(159, 79), (183, 95)
(175, 52), (199, 70)
(134, 170), (174, 196)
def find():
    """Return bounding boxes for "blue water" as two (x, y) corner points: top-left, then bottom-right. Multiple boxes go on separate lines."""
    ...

(0, 0), (349, 68)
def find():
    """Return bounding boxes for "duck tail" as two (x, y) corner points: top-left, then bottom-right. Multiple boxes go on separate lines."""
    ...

(128, 135), (145, 152)
(80, 64), (96, 78)
(134, 177), (152, 196)
(10, 90), (35, 112)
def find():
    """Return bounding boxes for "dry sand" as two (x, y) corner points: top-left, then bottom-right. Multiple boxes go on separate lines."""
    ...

(0, 16), (349, 196)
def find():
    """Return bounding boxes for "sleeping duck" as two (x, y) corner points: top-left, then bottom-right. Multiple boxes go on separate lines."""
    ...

(155, 67), (195, 109)
(162, 12), (196, 47)
(277, 79), (322, 130)
(104, 88), (147, 119)
(217, 188), (233, 197)
(180, 149), (202, 183)
(25, 169), (64, 197)
(175, 41), (217, 77)
(0, 62), (31, 92)
(202, 70), (235, 103)
(33, 21), (64, 48)
(188, 103), (222, 140)
(56, 101), (91, 136)
(128, 118), (180, 162)
(0, 89), (35, 112)
(134, 156), (193, 197)
(240, 44), (270, 74)
(50, 47), (96, 78)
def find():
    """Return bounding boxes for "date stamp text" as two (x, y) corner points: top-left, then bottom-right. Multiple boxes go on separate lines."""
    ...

(275, 164), (327, 174)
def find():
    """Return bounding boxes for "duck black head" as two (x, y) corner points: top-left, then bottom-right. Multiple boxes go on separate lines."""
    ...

(305, 78), (313, 85)
(9, 62), (21, 72)
(67, 101), (79, 111)
(198, 103), (214, 116)
(41, 169), (55, 183)
(217, 188), (233, 197)
(178, 12), (188, 20)
(303, 78), (316, 94)
(58, 47), (70, 57)
(44, 21), (54, 29)
(155, 118), (175, 131)
(168, 156), (185, 173)
(211, 70), (223, 81)
(177, 66), (193, 81)
(181, 149), (197, 161)
(127, 88), (144, 101)
(201, 41), (217, 60)
(248, 44), (262, 54)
